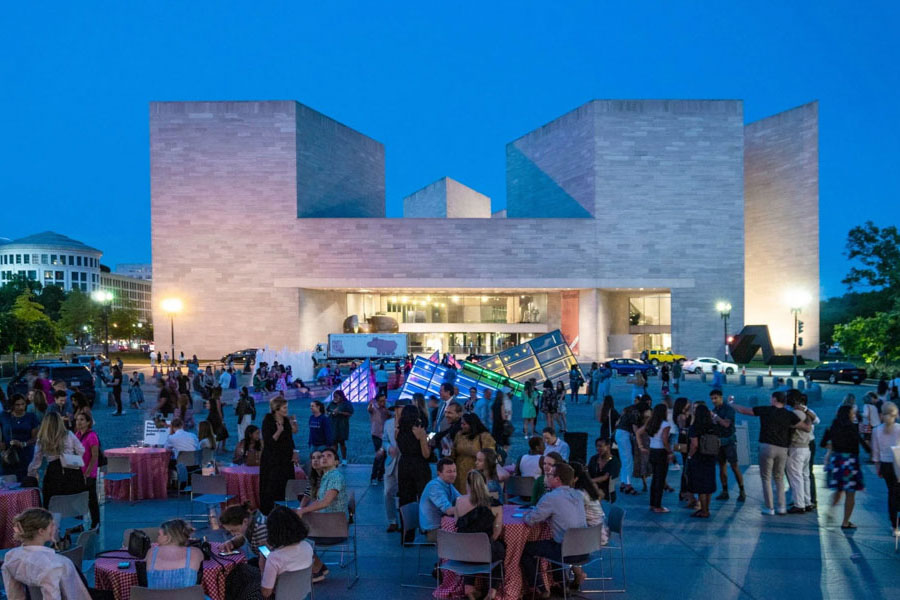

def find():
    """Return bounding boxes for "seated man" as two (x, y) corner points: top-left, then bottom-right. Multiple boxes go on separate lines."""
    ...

(418, 458), (459, 541)
(542, 427), (570, 461)
(164, 417), (201, 472)
(522, 462), (588, 596)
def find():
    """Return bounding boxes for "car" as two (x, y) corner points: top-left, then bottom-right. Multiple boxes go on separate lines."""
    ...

(682, 357), (738, 375)
(803, 362), (866, 385)
(221, 348), (258, 364)
(607, 358), (658, 376)
(6, 363), (96, 404)
(72, 354), (106, 366)
(645, 350), (687, 366)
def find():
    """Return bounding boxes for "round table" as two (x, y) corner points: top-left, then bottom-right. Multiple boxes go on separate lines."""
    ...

(0, 487), (41, 548)
(104, 448), (170, 501)
(220, 465), (306, 510)
(94, 542), (245, 600)
(434, 505), (551, 600)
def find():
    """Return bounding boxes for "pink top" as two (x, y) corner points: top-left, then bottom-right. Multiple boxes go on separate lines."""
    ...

(76, 430), (100, 478)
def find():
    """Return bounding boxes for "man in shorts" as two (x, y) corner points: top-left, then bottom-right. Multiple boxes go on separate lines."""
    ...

(710, 389), (746, 502)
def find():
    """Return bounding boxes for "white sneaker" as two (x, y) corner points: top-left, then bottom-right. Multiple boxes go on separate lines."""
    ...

(761, 508), (775, 516)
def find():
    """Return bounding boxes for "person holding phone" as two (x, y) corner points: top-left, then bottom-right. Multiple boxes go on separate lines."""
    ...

(220, 502), (269, 564)
(259, 506), (314, 593)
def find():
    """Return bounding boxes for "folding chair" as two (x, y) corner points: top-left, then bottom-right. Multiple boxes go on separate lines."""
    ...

(505, 476), (535, 506)
(596, 505), (627, 593)
(58, 544), (85, 576)
(606, 477), (620, 504)
(47, 491), (89, 538)
(130, 585), (205, 600)
(437, 530), (504, 596)
(398, 502), (436, 589)
(76, 527), (99, 559)
(303, 511), (358, 588)
(173, 450), (201, 497)
(275, 479), (309, 509)
(201, 447), (216, 465)
(104, 456), (136, 503)
(531, 525), (604, 599)
(188, 475), (233, 526)
(274, 566), (313, 600)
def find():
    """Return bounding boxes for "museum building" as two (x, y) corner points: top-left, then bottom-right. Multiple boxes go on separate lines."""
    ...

(150, 99), (819, 361)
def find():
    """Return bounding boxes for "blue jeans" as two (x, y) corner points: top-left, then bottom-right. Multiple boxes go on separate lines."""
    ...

(615, 429), (633, 486)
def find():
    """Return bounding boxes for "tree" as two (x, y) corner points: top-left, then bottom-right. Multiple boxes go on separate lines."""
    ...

(27, 320), (66, 355)
(11, 289), (51, 323)
(833, 308), (900, 366)
(0, 313), (29, 355)
(38, 285), (67, 321)
(843, 221), (900, 291)
(0, 274), (41, 314)
(58, 289), (97, 346)
(108, 306), (140, 341)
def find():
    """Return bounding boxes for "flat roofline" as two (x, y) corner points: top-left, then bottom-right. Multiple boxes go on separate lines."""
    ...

(274, 278), (691, 290)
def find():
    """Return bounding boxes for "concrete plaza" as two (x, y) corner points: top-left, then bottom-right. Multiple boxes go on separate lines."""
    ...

(15, 370), (900, 599)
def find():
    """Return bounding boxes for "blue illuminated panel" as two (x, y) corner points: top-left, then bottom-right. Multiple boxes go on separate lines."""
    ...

(476, 329), (582, 388)
(398, 356), (518, 402)
(338, 358), (377, 404)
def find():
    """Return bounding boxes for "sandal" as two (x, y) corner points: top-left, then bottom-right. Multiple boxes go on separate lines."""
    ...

(841, 523), (857, 530)
(690, 510), (704, 518)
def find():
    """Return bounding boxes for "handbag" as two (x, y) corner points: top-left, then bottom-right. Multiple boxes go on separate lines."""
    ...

(2, 446), (20, 468)
(699, 434), (721, 456)
(61, 453), (85, 469)
(127, 529), (152, 558)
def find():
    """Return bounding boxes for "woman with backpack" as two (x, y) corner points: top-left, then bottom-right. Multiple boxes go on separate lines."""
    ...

(686, 403), (717, 518)
(235, 386), (256, 442)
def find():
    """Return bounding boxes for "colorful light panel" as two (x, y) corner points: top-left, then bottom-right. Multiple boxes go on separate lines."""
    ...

(398, 356), (522, 402)
(337, 357), (378, 404)
(474, 329), (583, 387)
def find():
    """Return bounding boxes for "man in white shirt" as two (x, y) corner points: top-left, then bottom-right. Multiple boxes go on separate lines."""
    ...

(218, 368), (232, 389)
(165, 417), (201, 459)
(542, 427), (570, 461)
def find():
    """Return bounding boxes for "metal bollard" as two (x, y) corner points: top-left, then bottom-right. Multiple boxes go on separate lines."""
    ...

(756, 375), (764, 387)
(786, 378), (794, 389)
(797, 379), (805, 391)
(739, 374), (746, 386)
(807, 383), (823, 403)
(701, 372), (707, 383)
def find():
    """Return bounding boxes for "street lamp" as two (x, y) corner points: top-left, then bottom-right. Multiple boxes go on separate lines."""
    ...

(91, 290), (114, 358)
(785, 290), (811, 377)
(716, 301), (732, 361)
(161, 298), (183, 367)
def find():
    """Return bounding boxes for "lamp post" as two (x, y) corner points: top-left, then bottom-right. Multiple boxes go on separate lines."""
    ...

(786, 290), (811, 377)
(91, 290), (114, 358)
(161, 298), (183, 368)
(716, 301), (732, 361)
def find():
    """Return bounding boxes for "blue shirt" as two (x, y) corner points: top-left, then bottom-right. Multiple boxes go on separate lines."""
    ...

(308, 414), (333, 447)
(524, 485), (587, 543)
(544, 437), (570, 461)
(419, 477), (460, 531)
(474, 398), (492, 430)
(712, 371), (725, 390)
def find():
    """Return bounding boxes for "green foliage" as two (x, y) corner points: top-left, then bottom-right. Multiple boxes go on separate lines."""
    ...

(27, 320), (66, 354)
(11, 289), (50, 323)
(833, 308), (900, 366)
(58, 289), (97, 342)
(0, 313), (29, 354)
(820, 289), (894, 344)
(37, 285), (67, 321)
(843, 221), (900, 290)
(0, 274), (41, 314)
(108, 306), (140, 340)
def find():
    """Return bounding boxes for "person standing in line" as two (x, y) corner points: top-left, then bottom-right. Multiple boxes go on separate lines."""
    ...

(732, 391), (810, 515)
(871, 401), (900, 536)
(686, 403), (717, 518)
(110, 365), (123, 416)
(709, 390), (746, 502)
(368, 391), (390, 485)
(326, 389), (354, 465)
(259, 396), (298, 515)
(821, 404), (865, 529)
(786, 393), (819, 513)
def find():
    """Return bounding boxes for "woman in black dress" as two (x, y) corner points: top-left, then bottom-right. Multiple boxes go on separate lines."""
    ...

(396, 405), (432, 508)
(206, 386), (229, 453)
(491, 391), (510, 452)
(597, 395), (619, 440)
(686, 403), (716, 518)
(259, 396), (298, 515)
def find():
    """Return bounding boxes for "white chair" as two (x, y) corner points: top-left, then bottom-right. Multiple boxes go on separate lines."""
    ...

(398, 501), (435, 589)
(104, 456), (136, 503)
(274, 566), (313, 599)
(47, 491), (89, 536)
(303, 510), (358, 588)
(437, 530), (504, 595)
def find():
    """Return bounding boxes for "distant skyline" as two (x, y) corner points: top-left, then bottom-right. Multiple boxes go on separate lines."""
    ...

(2, 2), (898, 298)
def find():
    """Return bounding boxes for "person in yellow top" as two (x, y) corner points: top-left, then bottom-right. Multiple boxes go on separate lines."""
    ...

(450, 413), (496, 493)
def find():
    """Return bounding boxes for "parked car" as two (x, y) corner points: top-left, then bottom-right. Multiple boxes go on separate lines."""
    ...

(803, 362), (866, 385)
(6, 363), (96, 404)
(608, 358), (658, 376)
(683, 357), (738, 375)
(646, 350), (687, 365)
(72, 354), (106, 366)
(221, 348), (258, 364)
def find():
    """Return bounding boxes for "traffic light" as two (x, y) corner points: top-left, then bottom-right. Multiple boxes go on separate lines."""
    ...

(798, 337), (804, 347)
(798, 320), (804, 334)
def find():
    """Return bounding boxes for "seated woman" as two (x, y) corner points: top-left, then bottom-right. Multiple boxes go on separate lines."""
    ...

(1, 508), (92, 600)
(515, 436), (545, 478)
(221, 501), (268, 565)
(197, 421), (216, 451)
(299, 450), (323, 508)
(260, 506), (314, 597)
(296, 447), (348, 583)
(144, 519), (203, 589)
(233, 425), (262, 466)
(475, 448), (509, 502)
(454, 470), (505, 600)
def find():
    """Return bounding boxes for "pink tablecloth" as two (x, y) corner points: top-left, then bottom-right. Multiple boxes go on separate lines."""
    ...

(220, 465), (306, 510)
(104, 448), (170, 500)
(94, 542), (245, 600)
(434, 505), (551, 600)
(0, 487), (41, 548)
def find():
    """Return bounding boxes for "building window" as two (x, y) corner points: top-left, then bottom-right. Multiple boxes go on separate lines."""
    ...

(76, 256), (81, 266)
(44, 271), (53, 280)
(41, 254), (48, 264)
(23, 255), (29, 264)
(16, 254), (22, 264)
(50, 254), (57, 265)
(628, 295), (672, 327)
(80, 272), (87, 281)
(27, 271), (36, 280)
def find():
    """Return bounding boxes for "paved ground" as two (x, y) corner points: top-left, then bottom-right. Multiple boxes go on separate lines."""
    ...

(10, 368), (900, 599)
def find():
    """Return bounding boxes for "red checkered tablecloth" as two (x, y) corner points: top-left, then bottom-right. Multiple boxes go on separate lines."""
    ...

(220, 465), (306, 510)
(434, 505), (551, 600)
(104, 448), (170, 500)
(94, 542), (245, 600)
(0, 487), (41, 548)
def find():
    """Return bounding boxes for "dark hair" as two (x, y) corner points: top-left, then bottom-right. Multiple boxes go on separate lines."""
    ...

(542, 426), (556, 436)
(71, 391), (88, 411)
(771, 391), (786, 405)
(544, 451), (564, 465)
(785, 389), (803, 407)
(331, 389), (347, 403)
(645, 403), (669, 437)
(878, 380), (889, 395)
(242, 425), (261, 451)
(673, 397), (690, 419)
(599, 396), (615, 422)
(542, 379), (554, 390)
(595, 437), (611, 448)
(528, 436), (545, 454)
(220, 501), (253, 526)
(834, 404), (855, 428)
(461, 412), (488, 440)
(266, 506), (309, 549)
(692, 403), (714, 434)
(440, 382), (455, 396)
(321, 447), (339, 461)
(555, 381), (565, 394)
(437, 457), (455, 473)
(571, 461), (602, 501)
(551, 462), (575, 486)
(709, 389), (723, 398)
(311, 400), (325, 414)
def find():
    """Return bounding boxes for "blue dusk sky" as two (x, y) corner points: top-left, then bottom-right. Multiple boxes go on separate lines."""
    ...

(1, 2), (897, 298)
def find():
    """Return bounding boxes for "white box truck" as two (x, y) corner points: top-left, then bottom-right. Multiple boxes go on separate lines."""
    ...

(313, 333), (408, 363)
